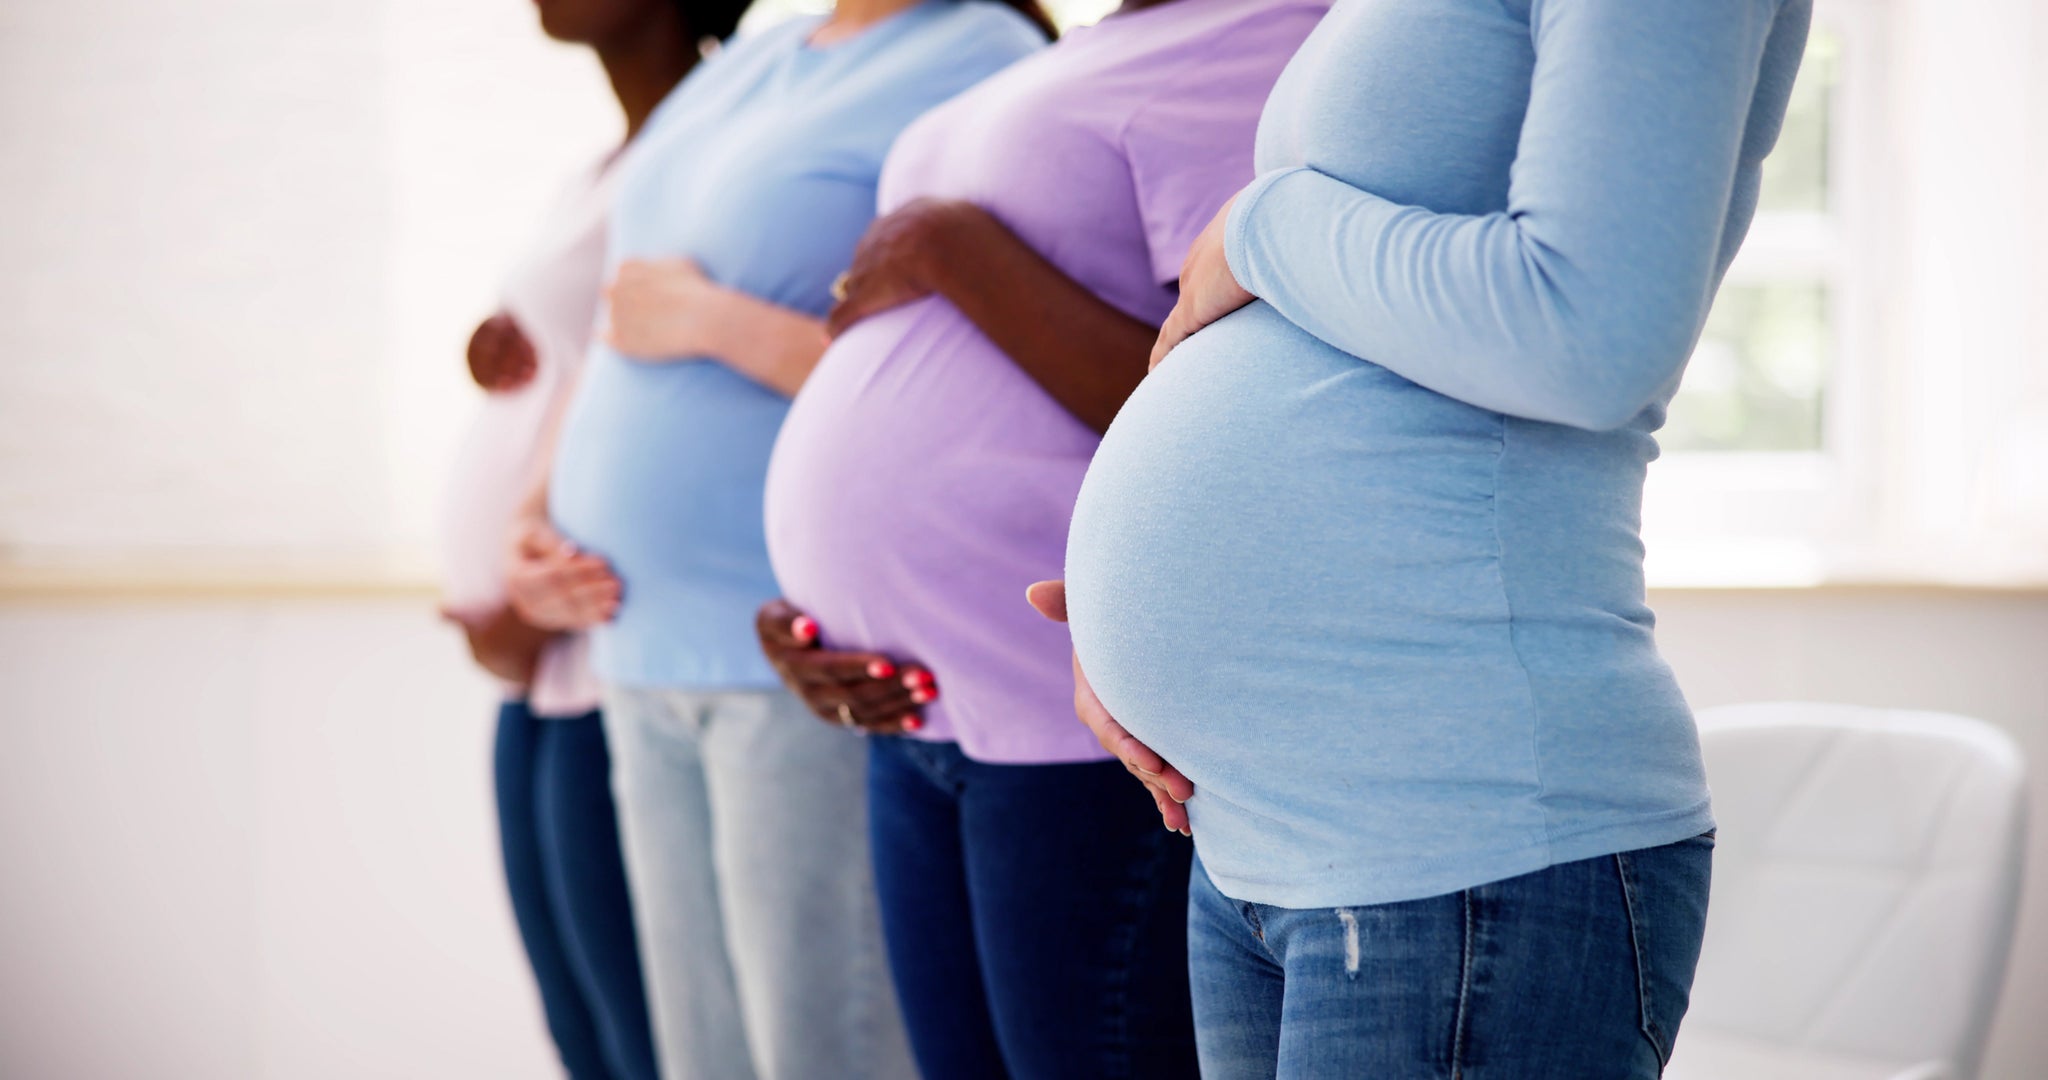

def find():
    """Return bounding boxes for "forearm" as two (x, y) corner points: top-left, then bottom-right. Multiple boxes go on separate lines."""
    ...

(925, 213), (1155, 435)
(706, 289), (827, 398)
(1226, 0), (1783, 431)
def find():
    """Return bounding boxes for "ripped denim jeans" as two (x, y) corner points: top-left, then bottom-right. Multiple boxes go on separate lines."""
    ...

(1187, 834), (1714, 1079)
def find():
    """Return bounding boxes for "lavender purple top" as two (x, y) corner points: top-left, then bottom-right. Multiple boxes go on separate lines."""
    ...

(764, 0), (1327, 763)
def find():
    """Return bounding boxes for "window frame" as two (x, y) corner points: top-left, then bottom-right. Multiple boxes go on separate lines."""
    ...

(1644, 0), (1897, 588)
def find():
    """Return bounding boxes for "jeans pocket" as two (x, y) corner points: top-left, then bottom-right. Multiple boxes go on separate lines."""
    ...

(1616, 833), (1716, 1070)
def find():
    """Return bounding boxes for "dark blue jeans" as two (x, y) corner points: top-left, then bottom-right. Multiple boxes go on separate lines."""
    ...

(867, 737), (1199, 1080)
(494, 702), (657, 1080)
(1189, 833), (1715, 1079)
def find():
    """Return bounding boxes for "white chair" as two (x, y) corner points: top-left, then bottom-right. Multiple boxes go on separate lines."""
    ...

(1664, 703), (2027, 1080)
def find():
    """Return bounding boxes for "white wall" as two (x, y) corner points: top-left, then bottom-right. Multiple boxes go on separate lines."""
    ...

(0, 589), (2042, 1079)
(0, 0), (615, 572)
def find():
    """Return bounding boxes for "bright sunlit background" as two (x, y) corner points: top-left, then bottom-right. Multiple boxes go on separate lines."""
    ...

(1, 0), (2044, 1077)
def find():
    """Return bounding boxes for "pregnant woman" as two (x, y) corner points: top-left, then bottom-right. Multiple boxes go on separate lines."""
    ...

(438, 1), (737, 1076)
(535, 2), (1045, 1077)
(1058, 0), (1814, 1075)
(756, 0), (1325, 1075)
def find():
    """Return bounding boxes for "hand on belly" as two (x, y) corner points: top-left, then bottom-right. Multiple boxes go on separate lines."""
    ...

(755, 598), (938, 737)
(1026, 580), (1194, 835)
(506, 515), (620, 631)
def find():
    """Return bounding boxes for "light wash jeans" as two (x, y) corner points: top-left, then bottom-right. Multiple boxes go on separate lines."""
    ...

(1189, 833), (1715, 1078)
(602, 685), (913, 1080)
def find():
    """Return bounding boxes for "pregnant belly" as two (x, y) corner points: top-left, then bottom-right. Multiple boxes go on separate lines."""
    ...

(767, 301), (1098, 629)
(766, 301), (1109, 756)
(1065, 303), (1534, 779)
(550, 352), (787, 586)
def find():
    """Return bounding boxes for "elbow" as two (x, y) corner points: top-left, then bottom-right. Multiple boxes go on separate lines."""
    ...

(1526, 323), (1693, 432)
(1544, 381), (1658, 432)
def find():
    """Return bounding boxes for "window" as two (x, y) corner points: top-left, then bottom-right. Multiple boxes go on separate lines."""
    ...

(1663, 29), (1842, 455)
(1646, 0), (2048, 588)
(1642, 2), (1894, 587)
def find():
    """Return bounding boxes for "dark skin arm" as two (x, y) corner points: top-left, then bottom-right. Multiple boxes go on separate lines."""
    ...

(825, 198), (1159, 435)
(756, 600), (939, 737)
(441, 603), (553, 686)
(810, 200), (1158, 730)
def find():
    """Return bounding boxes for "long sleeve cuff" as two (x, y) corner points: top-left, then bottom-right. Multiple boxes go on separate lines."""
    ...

(1223, 166), (1312, 297)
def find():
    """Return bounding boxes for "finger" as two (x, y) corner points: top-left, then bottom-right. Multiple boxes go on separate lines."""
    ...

(537, 560), (620, 593)
(782, 649), (900, 688)
(898, 664), (939, 706)
(826, 277), (922, 338)
(1024, 580), (1067, 622)
(824, 274), (880, 338)
(1104, 723), (1192, 802)
(1159, 797), (1190, 834)
(554, 583), (621, 623)
(795, 681), (906, 734)
(816, 684), (923, 735)
(824, 296), (859, 339)
(1149, 312), (1184, 370)
(756, 599), (807, 647)
(1124, 743), (1194, 804)
(1071, 667), (1194, 805)
(560, 575), (621, 605)
(840, 677), (920, 721)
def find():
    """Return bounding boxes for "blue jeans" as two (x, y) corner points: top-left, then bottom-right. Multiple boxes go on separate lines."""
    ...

(867, 737), (1198, 1080)
(493, 703), (657, 1080)
(602, 685), (913, 1080)
(1189, 833), (1714, 1079)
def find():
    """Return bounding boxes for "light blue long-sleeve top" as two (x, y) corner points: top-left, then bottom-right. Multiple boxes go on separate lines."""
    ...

(1066, 0), (1812, 907)
(549, 1), (1042, 689)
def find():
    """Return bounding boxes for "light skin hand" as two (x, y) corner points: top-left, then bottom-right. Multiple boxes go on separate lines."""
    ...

(602, 257), (735, 361)
(505, 515), (621, 632)
(1025, 580), (1193, 835)
(601, 256), (826, 396)
(756, 599), (936, 737)
(1149, 193), (1254, 371)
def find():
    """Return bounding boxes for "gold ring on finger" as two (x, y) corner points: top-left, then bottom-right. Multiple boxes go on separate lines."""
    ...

(829, 272), (851, 302)
(837, 703), (856, 727)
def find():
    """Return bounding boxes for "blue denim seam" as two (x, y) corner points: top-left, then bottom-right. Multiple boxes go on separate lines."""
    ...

(1099, 830), (1181, 1078)
(1240, 901), (1269, 951)
(1450, 889), (1476, 1079)
(1614, 850), (1672, 1067)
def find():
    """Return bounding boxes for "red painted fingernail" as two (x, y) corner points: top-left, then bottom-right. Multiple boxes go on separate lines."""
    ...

(867, 659), (896, 679)
(911, 688), (934, 705)
(902, 716), (923, 732)
(791, 615), (818, 643)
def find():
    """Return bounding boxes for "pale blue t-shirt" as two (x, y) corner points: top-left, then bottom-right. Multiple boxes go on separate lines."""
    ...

(551, 1), (1043, 689)
(1068, 0), (1813, 907)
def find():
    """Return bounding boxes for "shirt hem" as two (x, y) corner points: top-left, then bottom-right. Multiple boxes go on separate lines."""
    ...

(1202, 799), (1716, 909)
